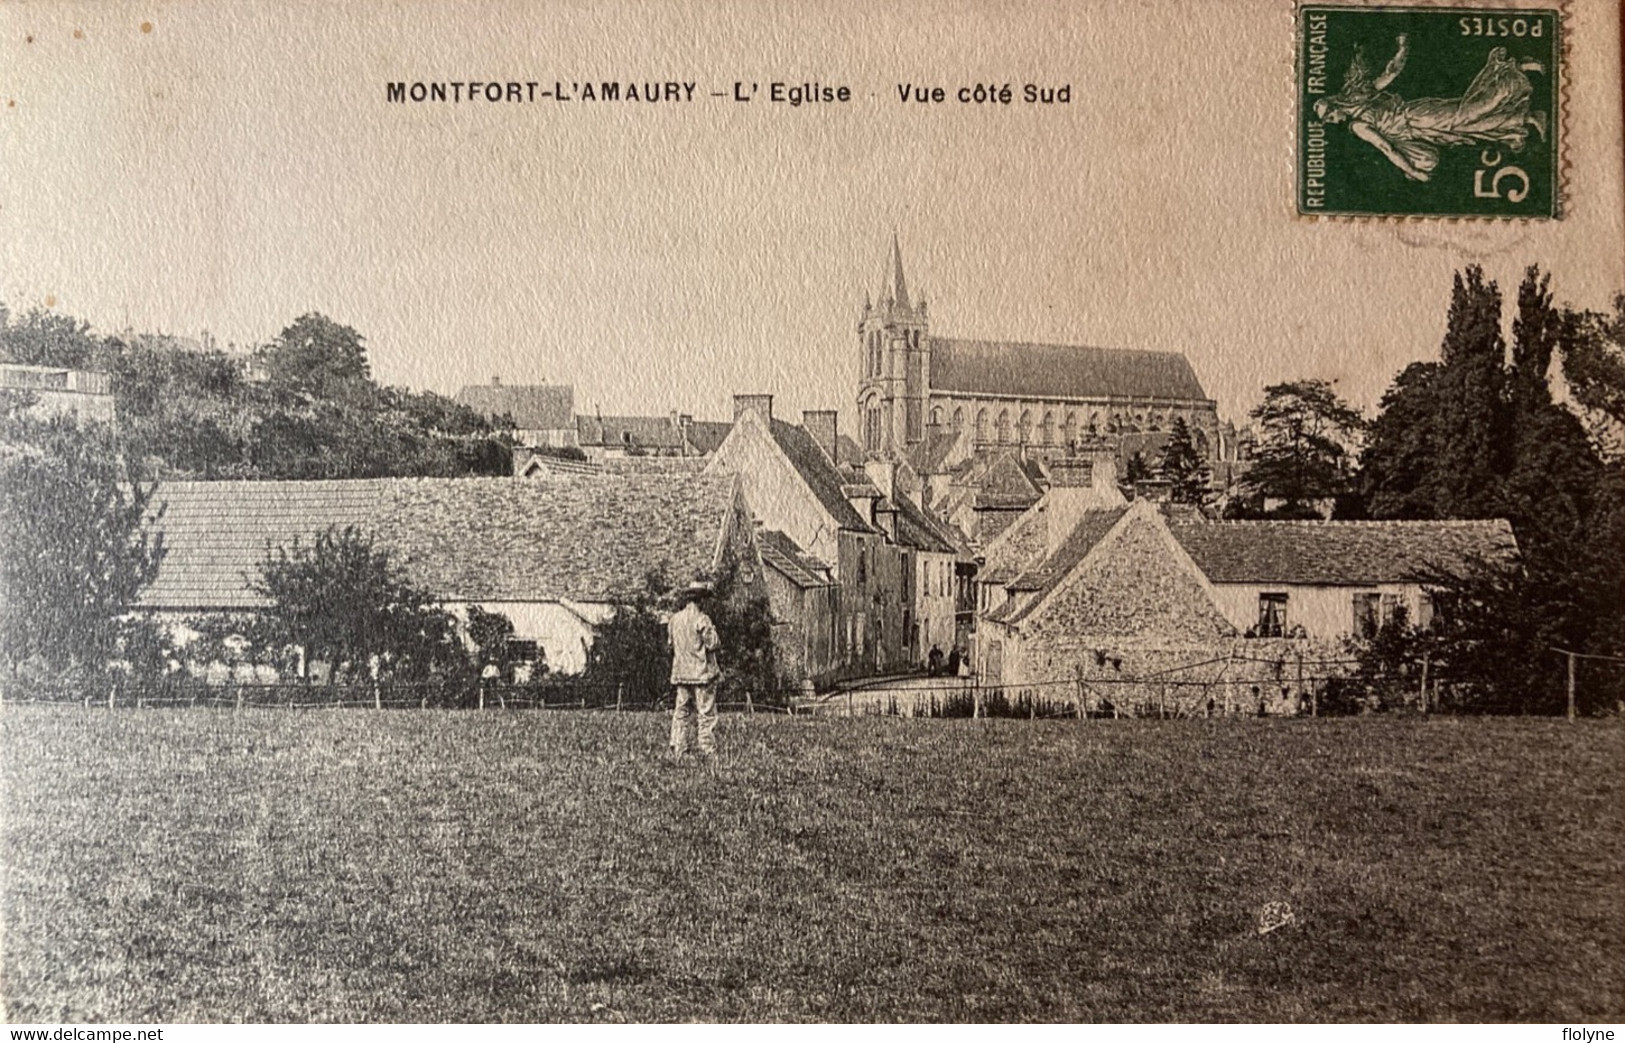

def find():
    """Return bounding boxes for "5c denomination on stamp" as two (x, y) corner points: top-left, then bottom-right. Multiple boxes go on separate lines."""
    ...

(1299, 4), (1560, 218)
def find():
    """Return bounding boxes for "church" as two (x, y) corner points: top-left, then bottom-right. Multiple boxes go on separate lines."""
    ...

(855, 237), (1227, 478)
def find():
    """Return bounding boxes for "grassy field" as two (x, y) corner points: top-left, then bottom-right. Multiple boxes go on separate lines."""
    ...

(2, 707), (1621, 1023)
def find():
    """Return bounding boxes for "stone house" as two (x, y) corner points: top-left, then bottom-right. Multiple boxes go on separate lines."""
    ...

(705, 395), (910, 681)
(758, 529), (838, 683)
(140, 473), (764, 678)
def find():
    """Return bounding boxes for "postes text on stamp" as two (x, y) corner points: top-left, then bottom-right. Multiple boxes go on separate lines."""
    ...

(1299, 5), (1559, 218)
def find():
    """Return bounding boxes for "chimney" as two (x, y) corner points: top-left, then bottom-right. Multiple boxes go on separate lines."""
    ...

(733, 394), (774, 423)
(803, 410), (838, 462)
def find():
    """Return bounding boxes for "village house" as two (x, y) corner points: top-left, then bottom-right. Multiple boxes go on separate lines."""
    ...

(974, 470), (1515, 715)
(0, 360), (115, 424)
(705, 395), (911, 681)
(574, 412), (731, 461)
(757, 529), (838, 683)
(139, 473), (764, 678)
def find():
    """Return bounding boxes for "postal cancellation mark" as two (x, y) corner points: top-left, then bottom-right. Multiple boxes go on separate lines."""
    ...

(1298, 5), (1560, 218)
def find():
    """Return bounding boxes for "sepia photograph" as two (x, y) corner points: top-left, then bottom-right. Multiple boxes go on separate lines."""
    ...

(1, 0), (1623, 1027)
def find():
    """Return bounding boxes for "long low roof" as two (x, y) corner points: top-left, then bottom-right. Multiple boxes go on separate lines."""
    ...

(1168, 518), (1518, 586)
(141, 475), (739, 610)
(929, 337), (1210, 403)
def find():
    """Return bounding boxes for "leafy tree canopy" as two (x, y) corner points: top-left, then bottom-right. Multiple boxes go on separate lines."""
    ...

(252, 526), (464, 683)
(1239, 379), (1364, 514)
(0, 414), (165, 680)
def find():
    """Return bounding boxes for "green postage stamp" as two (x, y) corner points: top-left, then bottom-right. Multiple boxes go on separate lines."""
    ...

(1298, 5), (1560, 218)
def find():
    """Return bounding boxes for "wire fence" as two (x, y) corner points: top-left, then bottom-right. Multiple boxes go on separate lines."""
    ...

(3, 645), (1620, 718)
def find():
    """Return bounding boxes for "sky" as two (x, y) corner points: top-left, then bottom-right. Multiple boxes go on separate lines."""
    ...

(3, 0), (1622, 430)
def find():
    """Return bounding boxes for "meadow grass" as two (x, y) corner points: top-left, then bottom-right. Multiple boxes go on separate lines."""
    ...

(2, 707), (1621, 1023)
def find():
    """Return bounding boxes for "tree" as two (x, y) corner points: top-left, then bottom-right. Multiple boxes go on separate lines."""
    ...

(1157, 416), (1211, 504)
(1122, 451), (1153, 486)
(255, 313), (372, 399)
(1358, 266), (1625, 711)
(252, 526), (462, 683)
(581, 561), (781, 707)
(1559, 293), (1625, 459)
(1240, 379), (1364, 515)
(0, 416), (165, 681)
(0, 307), (104, 369)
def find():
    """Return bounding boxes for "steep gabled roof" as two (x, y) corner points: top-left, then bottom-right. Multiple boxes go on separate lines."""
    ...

(988, 509), (1128, 624)
(972, 452), (1046, 510)
(768, 419), (872, 533)
(1168, 518), (1518, 586)
(684, 420), (733, 455)
(905, 427), (966, 475)
(455, 384), (574, 430)
(893, 495), (958, 555)
(930, 338), (1209, 402)
(142, 474), (740, 609)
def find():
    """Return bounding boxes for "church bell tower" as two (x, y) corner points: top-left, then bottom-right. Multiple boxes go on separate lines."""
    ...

(856, 234), (929, 458)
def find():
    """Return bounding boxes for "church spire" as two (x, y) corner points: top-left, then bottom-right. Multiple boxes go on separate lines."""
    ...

(880, 232), (911, 310)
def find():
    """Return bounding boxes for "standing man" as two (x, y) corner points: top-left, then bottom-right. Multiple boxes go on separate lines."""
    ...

(668, 580), (721, 758)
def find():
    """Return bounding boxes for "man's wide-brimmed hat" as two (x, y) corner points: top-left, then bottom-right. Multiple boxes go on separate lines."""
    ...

(678, 579), (714, 601)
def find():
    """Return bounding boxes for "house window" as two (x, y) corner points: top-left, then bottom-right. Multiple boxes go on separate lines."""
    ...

(1418, 591), (1435, 630)
(1353, 592), (1381, 638)
(1257, 593), (1288, 637)
(856, 546), (867, 586)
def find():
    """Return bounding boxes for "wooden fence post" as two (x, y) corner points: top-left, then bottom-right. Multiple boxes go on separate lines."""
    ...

(616, 684), (624, 712)
(746, 689), (754, 714)
(1074, 664), (1086, 721)
(374, 680), (382, 711)
(1418, 652), (1430, 714)
(1567, 649), (1577, 722)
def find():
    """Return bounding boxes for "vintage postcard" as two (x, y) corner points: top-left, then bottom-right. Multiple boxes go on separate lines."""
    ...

(2, 0), (1622, 1028)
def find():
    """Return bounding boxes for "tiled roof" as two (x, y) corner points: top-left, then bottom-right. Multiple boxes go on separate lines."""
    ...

(905, 428), (964, 475)
(455, 384), (574, 430)
(972, 452), (1045, 510)
(141, 475), (739, 610)
(894, 495), (959, 555)
(768, 420), (873, 533)
(759, 530), (833, 589)
(930, 338), (1209, 402)
(991, 509), (1129, 624)
(684, 420), (733, 455)
(1167, 518), (1518, 586)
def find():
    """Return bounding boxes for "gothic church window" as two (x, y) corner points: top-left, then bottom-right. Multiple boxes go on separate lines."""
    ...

(1041, 411), (1055, 446)
(976, 408), (989, 443)
(952, 407), (964, 430)
(996, 409), (1011, 444)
